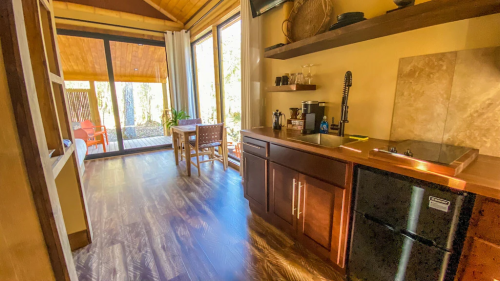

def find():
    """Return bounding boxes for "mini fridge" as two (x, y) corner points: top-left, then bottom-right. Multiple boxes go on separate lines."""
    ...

(348, 166), (474, 281)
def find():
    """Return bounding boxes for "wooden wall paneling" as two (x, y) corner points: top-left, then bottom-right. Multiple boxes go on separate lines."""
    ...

(460, 237), (500, 281)
(22, 0), (65, 156)
(0, 0), (78, 279)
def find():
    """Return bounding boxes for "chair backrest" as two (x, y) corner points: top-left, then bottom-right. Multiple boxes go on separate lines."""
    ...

(80, 120), (95, 135)
(74, 128), (90, 141)
(178, 118), (202, 126)
(196, 123), (224, 146)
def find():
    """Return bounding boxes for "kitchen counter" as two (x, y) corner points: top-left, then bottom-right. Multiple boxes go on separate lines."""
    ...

(241, 128), (500, 199)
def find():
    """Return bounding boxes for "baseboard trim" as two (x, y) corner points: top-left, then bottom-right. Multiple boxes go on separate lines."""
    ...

(68, 229), (90, 251)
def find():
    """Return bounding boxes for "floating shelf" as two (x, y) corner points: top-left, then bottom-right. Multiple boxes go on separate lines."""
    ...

(264, 0), (500, 60)
(266, 84), (316, 92)
(50, 143), (75, 178)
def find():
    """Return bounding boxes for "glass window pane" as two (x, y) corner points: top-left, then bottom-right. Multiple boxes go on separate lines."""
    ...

(109, 41), (172, 150)
(193, 35), (217, 124)
(220, 19), (242, 160)
(58, 35), (116, 155)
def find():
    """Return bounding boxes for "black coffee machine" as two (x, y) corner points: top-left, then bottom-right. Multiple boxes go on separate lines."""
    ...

(301, 101), (325, 134)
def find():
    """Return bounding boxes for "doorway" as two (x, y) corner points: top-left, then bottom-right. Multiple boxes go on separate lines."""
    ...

(57, 31), (172, 159)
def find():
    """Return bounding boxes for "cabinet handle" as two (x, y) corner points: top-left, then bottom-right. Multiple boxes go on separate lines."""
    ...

(297, 181), (303, 219)
(243, 142), (262, 149)
(292, 178), (296, 215)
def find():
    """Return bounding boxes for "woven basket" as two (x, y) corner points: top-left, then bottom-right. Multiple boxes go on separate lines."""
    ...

(283, 0), (333, 43)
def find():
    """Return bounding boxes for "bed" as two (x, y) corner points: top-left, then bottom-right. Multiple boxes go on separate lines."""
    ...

(75, 138), (87, 176)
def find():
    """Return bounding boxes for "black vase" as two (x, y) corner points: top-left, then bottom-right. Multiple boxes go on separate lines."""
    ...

(393, 0), (415, 8)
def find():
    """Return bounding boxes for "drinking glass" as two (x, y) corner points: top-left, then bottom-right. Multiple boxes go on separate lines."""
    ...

(296, 72), (304, 84)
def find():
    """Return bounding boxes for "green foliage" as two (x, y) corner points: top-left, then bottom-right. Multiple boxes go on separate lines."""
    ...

(165, 109), (190, 130)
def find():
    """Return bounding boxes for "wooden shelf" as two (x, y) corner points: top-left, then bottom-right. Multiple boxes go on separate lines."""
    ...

(264, 0), (500, 60)
(50, 143), (75, 178)
(266, 84), (316, 92)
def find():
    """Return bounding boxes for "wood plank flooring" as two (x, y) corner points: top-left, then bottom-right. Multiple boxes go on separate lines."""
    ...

(74, 149), (344, 281)
(87, 136), (172, 155)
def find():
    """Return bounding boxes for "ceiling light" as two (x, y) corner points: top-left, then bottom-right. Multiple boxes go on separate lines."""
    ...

(134, 68), (138, 71)
(138, 44), (143, 46)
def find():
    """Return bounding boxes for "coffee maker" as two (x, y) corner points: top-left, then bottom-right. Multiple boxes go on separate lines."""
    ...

(301, 101), (325, 134)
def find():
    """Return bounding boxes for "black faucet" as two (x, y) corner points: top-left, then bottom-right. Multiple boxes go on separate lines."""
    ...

(331, 71), (352, 137)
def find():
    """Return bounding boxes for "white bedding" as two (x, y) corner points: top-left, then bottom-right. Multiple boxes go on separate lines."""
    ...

(75, 138), (87, 166)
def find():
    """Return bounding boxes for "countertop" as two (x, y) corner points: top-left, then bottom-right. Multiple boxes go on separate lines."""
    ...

(241, 128), (500, 200)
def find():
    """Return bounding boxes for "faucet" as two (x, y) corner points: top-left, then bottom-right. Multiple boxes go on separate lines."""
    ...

(331, 71), (352, 137)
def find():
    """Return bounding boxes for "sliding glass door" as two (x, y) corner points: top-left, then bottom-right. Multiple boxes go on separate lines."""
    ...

(59, 35), (118, 155)
(57, 30), (172, 158)
(218, 16), (242, 160)
(191, 13), (242, 162)
(109, 41), (169, 150)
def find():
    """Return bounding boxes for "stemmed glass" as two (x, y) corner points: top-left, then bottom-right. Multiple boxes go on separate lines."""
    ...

(302, 64), (315, 85)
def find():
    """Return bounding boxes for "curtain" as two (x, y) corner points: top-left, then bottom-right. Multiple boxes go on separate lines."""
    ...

(165, 31), (196, 118)
(241, 0), (264, 130)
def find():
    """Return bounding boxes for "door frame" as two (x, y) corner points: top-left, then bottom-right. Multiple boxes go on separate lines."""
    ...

(56, 29), (172, 159)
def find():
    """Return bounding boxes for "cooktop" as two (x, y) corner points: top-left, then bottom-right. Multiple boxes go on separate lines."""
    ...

(379, 140), (473, 165)
(369, 140), (479, 176)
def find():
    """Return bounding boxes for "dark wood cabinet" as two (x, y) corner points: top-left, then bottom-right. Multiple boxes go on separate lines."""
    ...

(243, 152), (268, 213)
(297, 174), (345, 262)
(242, 135), (352, 272)
(269, 162), (299, 235)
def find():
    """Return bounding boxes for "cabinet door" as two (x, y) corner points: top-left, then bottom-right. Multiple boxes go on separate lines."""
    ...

(243, 152), (268, 212)
(297, 173), (345, 261)
(269, 162), (299, 235)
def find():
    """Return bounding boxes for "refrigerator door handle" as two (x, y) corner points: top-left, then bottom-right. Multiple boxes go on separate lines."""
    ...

(364, 213), (396, 231)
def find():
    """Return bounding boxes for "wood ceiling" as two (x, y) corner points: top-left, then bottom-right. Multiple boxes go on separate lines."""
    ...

(145, 0), (212, 23)
(58, 35), (168, 83)
(63, 0), (213, 25)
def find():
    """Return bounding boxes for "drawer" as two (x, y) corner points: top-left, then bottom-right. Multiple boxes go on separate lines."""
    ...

(270, 144), (347, 187)
(242, 136), (268, 158)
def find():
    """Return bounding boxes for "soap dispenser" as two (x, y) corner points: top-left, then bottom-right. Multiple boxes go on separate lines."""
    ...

(320, 116), (329, 134)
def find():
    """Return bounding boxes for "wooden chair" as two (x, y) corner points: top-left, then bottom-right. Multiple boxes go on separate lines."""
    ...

(178, 118), (202, 161)
(80, 120), (109, 145)
(188, 123), (228, 176)
(74, 128), (106, 155)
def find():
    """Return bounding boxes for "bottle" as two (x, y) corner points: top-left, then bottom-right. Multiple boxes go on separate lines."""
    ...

(320, 116), (329, 134)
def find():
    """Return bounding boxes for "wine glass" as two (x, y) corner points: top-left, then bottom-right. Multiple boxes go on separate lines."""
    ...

(302, 64), (315, 84)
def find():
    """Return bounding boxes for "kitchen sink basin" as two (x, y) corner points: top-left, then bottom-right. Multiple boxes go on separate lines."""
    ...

(288, 134), (359, 148)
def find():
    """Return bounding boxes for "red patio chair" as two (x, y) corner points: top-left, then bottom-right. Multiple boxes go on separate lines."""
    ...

(80, 120), (109, 145)
(74, 128), (107, 155)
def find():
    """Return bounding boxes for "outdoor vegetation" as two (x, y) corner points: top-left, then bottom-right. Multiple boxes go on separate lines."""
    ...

(65, 81), (165, 141)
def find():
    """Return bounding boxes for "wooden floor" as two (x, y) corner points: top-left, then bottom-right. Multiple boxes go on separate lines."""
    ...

(87, 136), (172, 155)
(74, 149), (344, 281)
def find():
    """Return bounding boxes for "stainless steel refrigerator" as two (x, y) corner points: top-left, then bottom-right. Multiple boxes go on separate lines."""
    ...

(348, 166), (474, 281)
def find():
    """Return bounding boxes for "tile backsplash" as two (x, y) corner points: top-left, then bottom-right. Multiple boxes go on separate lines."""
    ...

(391, 47), (500, 157)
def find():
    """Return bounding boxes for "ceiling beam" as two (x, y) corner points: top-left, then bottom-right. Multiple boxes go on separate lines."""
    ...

(142, 0), (183, 25)
(53, 1), (184, 32)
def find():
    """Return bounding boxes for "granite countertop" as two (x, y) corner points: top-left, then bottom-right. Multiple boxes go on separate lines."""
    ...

(241, 128), (500, 199)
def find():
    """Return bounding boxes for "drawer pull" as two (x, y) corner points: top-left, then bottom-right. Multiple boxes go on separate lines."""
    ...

(243, 142), (262, 150)
(297, 181), (303, 219)
(292, 178), (296, 215)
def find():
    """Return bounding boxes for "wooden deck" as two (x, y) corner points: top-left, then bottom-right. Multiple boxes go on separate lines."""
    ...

(87, 136), (172, 154)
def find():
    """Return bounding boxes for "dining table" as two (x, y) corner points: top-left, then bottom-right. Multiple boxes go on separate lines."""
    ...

(171, 125), (197, 176)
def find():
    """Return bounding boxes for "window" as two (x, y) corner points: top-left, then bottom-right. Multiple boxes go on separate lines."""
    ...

(192, 34), (218, 124)
(192, 13), (242, 161)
